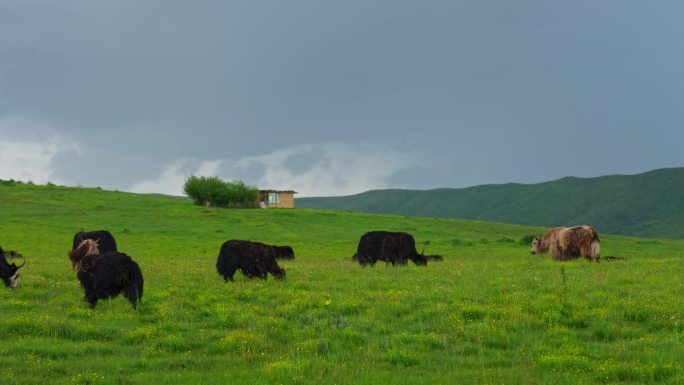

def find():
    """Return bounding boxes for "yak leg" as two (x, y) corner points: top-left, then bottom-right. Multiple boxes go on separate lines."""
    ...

(223, 268), (236, 281)
(85, 292), (99, 309)
(550, 243), (562, 261)
(240, 266), (256, 279)
(223, 267), (236, 282)
(124, 284), (141, 309)
(268, 261), (285, 280)
(272, 269), (285, 280)
(257, 266), (268, 280)
(221, 259), (239, 281)
(126, 295), (138, 309)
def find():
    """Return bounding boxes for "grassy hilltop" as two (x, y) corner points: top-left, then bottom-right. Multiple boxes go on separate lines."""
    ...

(298, 167), (684, 239)
(0, 181), (683, 384)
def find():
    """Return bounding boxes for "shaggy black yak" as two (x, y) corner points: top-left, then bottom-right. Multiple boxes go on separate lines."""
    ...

(216, 240), (286, 281)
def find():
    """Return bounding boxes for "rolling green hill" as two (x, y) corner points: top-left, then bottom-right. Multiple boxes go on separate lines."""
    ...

(297, 167), (684, 238)
(1, 181), (683, 384)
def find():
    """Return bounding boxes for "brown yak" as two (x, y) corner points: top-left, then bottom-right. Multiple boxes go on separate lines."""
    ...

(530, 226), (600, 262)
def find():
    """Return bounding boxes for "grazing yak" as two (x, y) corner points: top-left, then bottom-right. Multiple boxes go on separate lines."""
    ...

(352, 231), (442, 266)
(0, 247), (25, 288)
(72, 230), (117, 255)
(216, 240), (286, 281)
(76, 251), (144, 309)
(531, 226), (601, 262)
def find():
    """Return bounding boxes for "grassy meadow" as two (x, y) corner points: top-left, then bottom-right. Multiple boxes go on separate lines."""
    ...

(0, 182), (683, 384)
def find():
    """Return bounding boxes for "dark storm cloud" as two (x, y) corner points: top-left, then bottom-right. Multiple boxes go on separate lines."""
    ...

(1, 1), (683, 195)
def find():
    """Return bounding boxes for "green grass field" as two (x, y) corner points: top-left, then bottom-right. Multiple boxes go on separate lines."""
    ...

(1, 182), (683, 384)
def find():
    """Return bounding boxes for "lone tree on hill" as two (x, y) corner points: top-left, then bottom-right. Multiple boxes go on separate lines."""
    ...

(183, 176), (259, 208)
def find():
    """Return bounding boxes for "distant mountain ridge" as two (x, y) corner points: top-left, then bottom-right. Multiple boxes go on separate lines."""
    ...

(297, 168), (684, 239)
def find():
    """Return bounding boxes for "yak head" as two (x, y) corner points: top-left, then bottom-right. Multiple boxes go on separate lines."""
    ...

(69, 239), (100, 271)
(274, 246), (295, 260)
(411, 254), (428, 266)
(77, 254), (98, 273)
(530, 236), (543, 254)
(0, 248), (25, 289)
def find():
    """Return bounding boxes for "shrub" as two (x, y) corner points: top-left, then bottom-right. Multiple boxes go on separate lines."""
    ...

(183, 176), (259, 208)
(451, 238), (473, 247)
(518, 234), (537, 246)
(184, 176), (226, 206)
(0, 179), (17, 187)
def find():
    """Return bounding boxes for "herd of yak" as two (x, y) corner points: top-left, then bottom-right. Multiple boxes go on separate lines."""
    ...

(0, 225), (602, 309)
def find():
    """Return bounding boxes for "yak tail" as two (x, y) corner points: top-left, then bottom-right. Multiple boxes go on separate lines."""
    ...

(590, 231), (601, 262)
(125, 260), (144, 309)
(591, 240), (601, 262)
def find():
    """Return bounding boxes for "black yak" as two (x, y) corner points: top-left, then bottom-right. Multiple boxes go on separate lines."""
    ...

(77, 251), (144, 309)
(216, 240), (286, 281)
(531, 226), (600, 262)
(0, 247), (25, 288)
(352, 231), (442, 266)
(273, 245), (295, 260)
(72, 230), (117, 254)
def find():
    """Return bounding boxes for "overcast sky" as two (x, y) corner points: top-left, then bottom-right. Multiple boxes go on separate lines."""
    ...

(1, 1), (683, 197)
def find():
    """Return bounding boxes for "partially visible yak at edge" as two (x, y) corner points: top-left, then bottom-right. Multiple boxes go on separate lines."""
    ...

(531, 226), (601, 262)
(216, 240), (287, 281)
(0, 247), (25, 288)
(352, 231), (442, 266)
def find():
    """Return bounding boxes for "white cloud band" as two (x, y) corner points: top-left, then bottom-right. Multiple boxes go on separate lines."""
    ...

(129, 142), (419, 197)
(0, 115), (81, 185)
